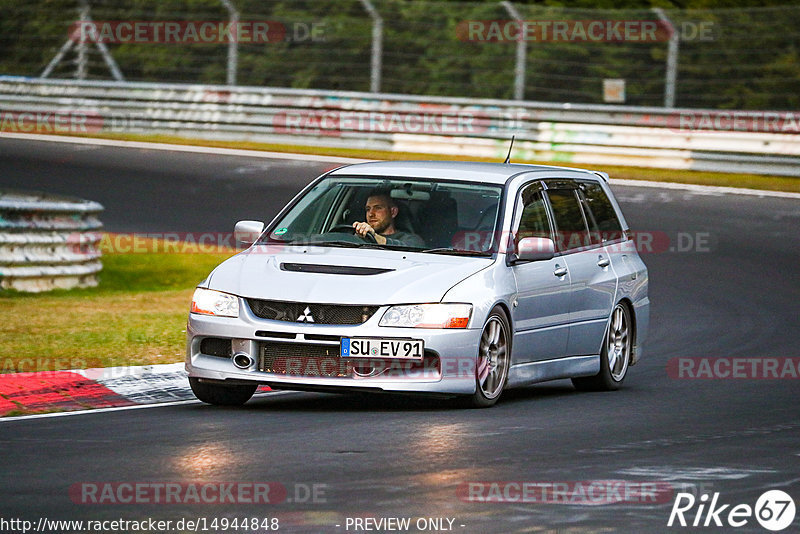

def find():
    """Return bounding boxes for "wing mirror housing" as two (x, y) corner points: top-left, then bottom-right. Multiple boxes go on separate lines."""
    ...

(234, 220), (265, 245)
(514, 237), (555, 262)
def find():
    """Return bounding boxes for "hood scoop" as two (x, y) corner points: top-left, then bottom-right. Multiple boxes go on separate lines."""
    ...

(280, 262), (394, 276)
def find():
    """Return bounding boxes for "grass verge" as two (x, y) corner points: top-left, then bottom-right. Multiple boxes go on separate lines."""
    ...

(0, 238), (235, 372)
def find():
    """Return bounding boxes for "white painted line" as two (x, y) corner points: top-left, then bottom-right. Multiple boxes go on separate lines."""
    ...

(617, 466), (777, 481)
(0, 391), (296, 423)
(0, 399), (201, 423)
(2, 132), (798, 199)
(612, 178), (800, 200)
(0, 132), (371, 165)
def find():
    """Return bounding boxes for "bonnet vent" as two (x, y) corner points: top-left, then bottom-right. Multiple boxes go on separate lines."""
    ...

(280, 263), (393, 276)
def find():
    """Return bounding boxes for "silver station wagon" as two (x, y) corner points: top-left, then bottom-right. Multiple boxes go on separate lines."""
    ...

(186, 161), (649, 407)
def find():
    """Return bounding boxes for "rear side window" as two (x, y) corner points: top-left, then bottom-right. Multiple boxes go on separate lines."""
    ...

(580, 182), (624, 243)
(546, 189), (591, 252)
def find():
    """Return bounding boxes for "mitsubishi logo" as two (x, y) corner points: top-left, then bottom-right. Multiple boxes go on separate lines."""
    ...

(297, 307), (315, 323)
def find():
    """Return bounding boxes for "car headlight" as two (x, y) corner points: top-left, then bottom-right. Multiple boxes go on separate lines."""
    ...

(379, 303), (472, 328)
(190, 288), (239, 318)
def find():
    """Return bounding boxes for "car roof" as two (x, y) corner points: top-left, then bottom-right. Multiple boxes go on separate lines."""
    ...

(328, 160), (608, 185)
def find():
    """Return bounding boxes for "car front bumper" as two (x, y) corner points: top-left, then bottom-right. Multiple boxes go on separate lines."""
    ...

(186, 310), (481, 396)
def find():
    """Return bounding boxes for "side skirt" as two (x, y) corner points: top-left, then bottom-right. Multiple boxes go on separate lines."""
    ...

(507, 355), (600, 389)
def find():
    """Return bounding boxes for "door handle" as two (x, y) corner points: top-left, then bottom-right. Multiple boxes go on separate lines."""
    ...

(553, 265), (568, 277)
(597, 256), (610, 268)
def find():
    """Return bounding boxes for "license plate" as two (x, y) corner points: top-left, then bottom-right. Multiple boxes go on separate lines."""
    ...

(341, 338), (424, 360)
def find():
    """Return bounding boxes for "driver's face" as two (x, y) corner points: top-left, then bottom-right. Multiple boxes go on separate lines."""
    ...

(365, 196), (395, 234)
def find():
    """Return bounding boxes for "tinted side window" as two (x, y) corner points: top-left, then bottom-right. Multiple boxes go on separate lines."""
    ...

(546, 189), (591, 252)
(517, 187), (551, 242)
(581, 182), (623, 243)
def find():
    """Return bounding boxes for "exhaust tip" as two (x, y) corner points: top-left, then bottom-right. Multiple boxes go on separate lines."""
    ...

(232, 352), (254, 369)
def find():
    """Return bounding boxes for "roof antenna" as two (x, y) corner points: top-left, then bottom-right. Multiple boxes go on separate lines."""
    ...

(503, 135), (515, 164)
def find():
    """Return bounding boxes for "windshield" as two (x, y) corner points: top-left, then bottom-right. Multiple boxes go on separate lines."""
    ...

(261, 175), (503, 255)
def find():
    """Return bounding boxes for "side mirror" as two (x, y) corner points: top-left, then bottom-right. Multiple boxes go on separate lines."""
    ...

(515, 237), (555, 262)
(234, 220), (264, 245)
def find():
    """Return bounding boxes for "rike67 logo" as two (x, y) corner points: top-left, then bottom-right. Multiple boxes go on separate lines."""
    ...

(668, 490), (796, 531)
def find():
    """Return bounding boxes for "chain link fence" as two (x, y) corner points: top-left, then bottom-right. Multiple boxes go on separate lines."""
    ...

(0, 1), (798, 110)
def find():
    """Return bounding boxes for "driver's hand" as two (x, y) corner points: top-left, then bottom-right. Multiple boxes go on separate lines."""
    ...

(353, 222), (387, 245)
(352, 221), (374, 239)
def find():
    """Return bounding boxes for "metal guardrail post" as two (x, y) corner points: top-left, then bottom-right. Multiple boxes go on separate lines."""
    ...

(76, 1), (90, 80)
(40, 37), (75, 79)
(501, 1), (527, 101)
(221, 0), (239, 86)
(40, 0), (124, 81)
(654, 8), (679, 109)
(359, 0), (383, 93)
(0, 191), (104, 293)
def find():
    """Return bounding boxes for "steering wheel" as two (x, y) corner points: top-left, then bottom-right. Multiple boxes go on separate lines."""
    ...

(327, 224), (378, 243)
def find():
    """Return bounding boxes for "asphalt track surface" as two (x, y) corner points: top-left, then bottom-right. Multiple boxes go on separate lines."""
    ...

(1, 137), (799, 533)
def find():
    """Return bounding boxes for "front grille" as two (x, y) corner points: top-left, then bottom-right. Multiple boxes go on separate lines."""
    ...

(246, 299), (378, 325)
(259, 342), (351, 378)
(258, 342), (442, 380)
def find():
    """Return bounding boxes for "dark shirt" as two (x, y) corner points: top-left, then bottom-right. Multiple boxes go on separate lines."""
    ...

(383, 230), (425, 248)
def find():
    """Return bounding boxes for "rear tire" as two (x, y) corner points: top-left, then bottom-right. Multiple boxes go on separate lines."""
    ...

(460, 306), (511, 408)
(572, 302), (632, 392)
(189, 377), (257, 406)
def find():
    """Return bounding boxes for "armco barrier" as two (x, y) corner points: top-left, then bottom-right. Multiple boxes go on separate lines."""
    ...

(1, 77), (799, 176)
(0, 190), (103, 292)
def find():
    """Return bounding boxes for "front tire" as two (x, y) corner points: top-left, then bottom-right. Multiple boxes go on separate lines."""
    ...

(462, 306), (511, 408)
(572, 302), (632, 391)
(189, 377), (257, 406)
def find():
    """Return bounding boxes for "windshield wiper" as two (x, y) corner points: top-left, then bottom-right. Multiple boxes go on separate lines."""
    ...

(265, 240), (448, 252)
(279, 240), (390, 249)
(421, 247), (492, 256)
(307, 240), (363, 248)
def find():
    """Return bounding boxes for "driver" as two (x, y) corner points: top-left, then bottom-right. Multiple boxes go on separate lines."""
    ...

(352, 190), (425, 247)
